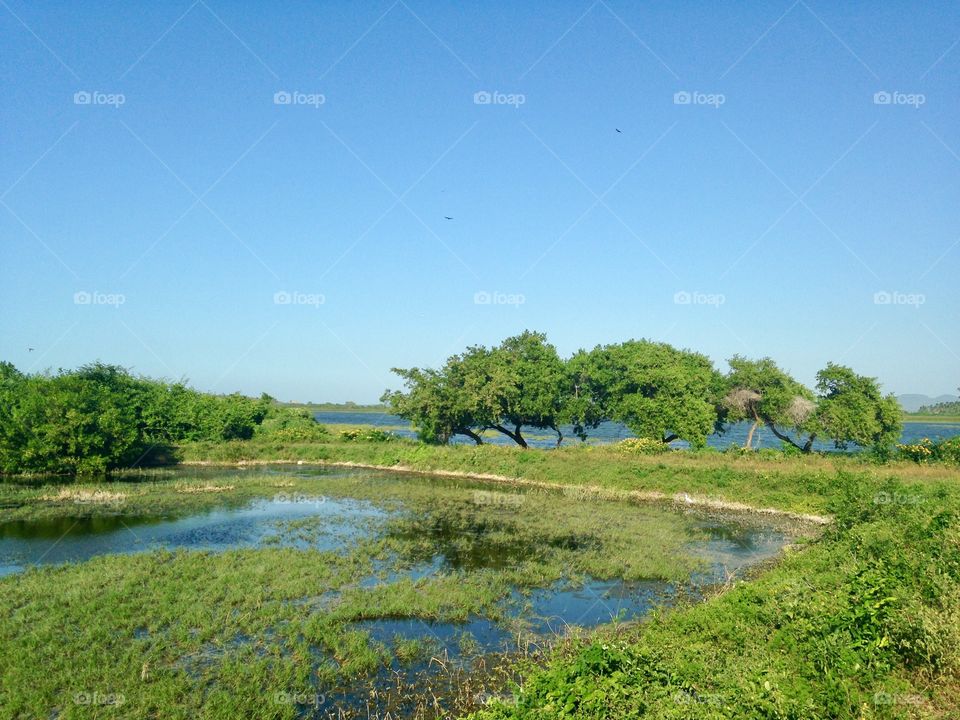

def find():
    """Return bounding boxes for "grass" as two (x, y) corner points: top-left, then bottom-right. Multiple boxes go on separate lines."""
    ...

(172, 435), (960, 517)
(904, 415), (960, 424)
(0, 466), (755, 719)
(2, 435), (959, 718)
(468, 474), (960, 719)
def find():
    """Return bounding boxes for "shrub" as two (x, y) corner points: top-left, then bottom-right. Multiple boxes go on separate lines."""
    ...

(897, 438), (934, 463)
(339, 428), (397, 443)
(614, 437), (669, 455)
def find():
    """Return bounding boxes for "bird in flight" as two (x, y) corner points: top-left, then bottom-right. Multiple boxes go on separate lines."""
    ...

(443, 216), (453, 220)
(615, 128), (622, 133)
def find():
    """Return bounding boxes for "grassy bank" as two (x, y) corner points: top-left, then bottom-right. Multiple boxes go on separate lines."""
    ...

(2, 437), (959, 718)
(904, 415), (960, 424)
(468, 472), (960, 719)
(172, 435), (960, 517)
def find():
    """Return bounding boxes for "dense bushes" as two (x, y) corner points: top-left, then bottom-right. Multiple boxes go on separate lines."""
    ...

(0, 361), (323, 475)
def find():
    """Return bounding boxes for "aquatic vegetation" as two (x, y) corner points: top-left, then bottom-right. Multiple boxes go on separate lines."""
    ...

(0, 467), (793, 718)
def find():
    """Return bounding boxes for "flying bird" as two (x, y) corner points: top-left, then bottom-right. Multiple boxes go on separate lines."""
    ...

(615, 128), (622, 133)
(443, 216), (453, 220)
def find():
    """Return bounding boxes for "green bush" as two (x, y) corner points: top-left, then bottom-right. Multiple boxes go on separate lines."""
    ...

(614, 437), (669, 455)
(339, 428), (397, 443)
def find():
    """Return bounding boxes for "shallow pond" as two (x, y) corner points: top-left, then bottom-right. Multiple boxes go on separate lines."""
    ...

(0, 466), (808, 718)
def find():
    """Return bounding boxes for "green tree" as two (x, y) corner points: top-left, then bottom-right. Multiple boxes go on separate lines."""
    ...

(814, 363), (902, 452)
(724, 356), (817, 450)
(384, 331), (569, 448)
(575, 340), (722, 447)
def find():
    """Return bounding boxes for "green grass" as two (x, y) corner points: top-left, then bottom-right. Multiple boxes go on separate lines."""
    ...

(903, 414), (960, 424)
(468, 474), (960, 719)
(0, 467), (742, 719)
(171, 434), (960, 517)
(2, 437), (959, 719)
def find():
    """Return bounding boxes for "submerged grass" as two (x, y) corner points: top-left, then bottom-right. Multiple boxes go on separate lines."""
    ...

(0, 466), (753, 719)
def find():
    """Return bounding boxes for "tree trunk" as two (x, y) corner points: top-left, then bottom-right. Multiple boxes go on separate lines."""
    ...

(765, 421), (812, 453)
(459, 428), (483, 445)
(550, 424), (563, 448)
(491, 424), (529, 448)
(745, 419), (759, 449)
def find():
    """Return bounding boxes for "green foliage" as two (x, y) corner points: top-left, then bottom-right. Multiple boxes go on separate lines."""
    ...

(724, 355), (818, 450)
(897, 437), (960, 464)
(814, 363), (903, 452)
(615, 438), (671, 455)
(0, 362), (317, 475)
(568, 340), (723, 448)
(255, 407), (329, 442)
(385, 331), (568, 447)
(339, 428), (397, 442)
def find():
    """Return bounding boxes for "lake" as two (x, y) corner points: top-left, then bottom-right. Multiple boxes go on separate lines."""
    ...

(313, 412), (960, 451)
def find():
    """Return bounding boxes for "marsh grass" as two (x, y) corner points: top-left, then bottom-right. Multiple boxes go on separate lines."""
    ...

(0, 466), (764, 719)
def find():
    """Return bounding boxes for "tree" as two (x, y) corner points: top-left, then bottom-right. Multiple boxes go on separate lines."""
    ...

(814, 363), (902, 452)
(484, 331), (568, 447)
(384, 331), (569, 448)
(574, 340), (723, 447)
(724, 356), (817, 450)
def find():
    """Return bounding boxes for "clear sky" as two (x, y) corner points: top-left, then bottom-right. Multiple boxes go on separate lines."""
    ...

(2, 1), (958, 402)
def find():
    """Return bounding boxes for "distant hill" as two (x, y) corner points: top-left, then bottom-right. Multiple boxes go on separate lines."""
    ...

(898, 394), (959, 413)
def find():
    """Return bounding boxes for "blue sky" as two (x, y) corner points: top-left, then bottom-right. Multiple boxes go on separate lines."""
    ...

(2, 1), (958, 402)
